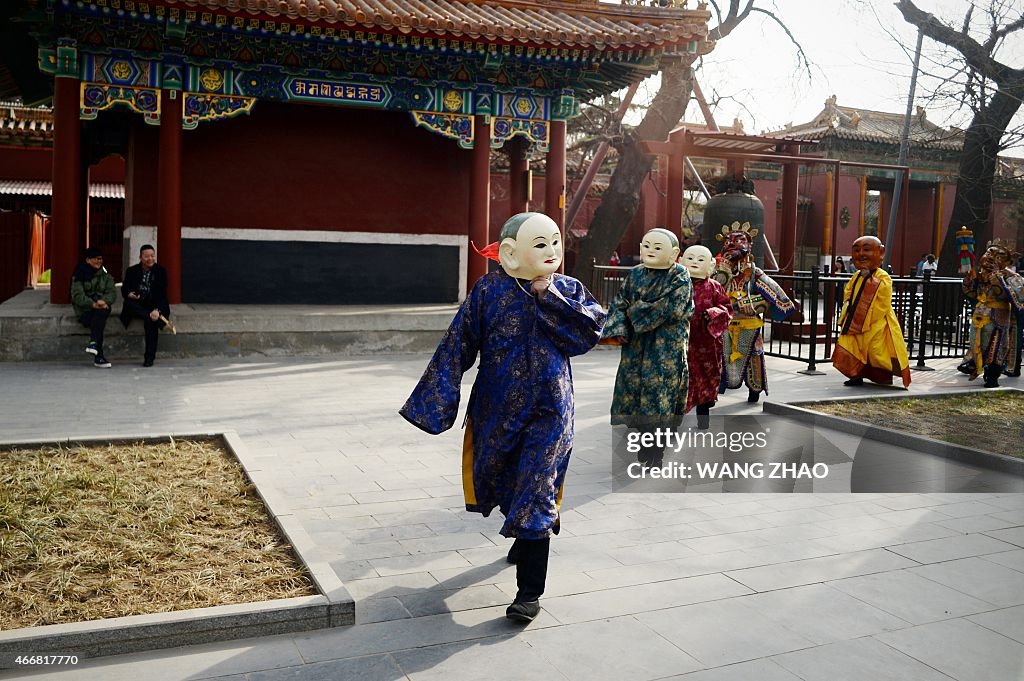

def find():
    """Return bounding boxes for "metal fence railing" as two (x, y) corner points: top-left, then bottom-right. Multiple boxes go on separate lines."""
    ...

(591, 264), (972, 373)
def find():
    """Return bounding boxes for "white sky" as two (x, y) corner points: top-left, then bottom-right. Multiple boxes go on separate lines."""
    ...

(628, 0), (1024, 157)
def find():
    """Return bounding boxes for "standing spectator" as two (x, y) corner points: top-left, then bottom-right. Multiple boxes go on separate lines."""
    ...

(609, 250), (621, 266)
(120, 244), (170, 367)
(71, 246), (116, 368)
(920, 254), (938, 276)
(915, 253), (928, 275)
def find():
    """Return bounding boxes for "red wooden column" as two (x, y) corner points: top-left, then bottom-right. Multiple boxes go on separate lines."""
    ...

(545, 120), (566, 228)
(507, 137), (529, 216)
(50, 64), (82, 304)
(648, 128), (688, 237)
(666, 152), (684, 234)
(468, 114), (491, 287)
(157, 89), (183, 303)
(779, 158), (800, 274)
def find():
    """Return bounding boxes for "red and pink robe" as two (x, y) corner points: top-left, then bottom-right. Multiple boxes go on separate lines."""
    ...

(686, 277), (733, 412)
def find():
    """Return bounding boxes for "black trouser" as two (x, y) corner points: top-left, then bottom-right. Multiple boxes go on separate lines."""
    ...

(78, 308), (110, 353)
(512, 537), (549, 603)
(122, 299), (163, 361)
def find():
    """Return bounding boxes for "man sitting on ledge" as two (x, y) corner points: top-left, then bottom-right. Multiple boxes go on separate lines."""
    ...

(120, 244), (170, 368)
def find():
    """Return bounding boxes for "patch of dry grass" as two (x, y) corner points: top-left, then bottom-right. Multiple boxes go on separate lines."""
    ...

(807, 392), (1024, 459)
(0, 439), (315, 630)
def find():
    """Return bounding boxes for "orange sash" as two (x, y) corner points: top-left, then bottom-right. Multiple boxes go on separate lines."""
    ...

(842, 271), (881, 335)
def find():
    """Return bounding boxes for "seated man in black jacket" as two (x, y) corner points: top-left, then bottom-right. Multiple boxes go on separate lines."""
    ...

(120, 244), (170, 367)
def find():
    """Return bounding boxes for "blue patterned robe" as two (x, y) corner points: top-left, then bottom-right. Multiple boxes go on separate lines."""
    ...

(400, 270), (605, 539)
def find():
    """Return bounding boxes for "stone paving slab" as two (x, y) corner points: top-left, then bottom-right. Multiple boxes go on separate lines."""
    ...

(0, 353), (1022, 680)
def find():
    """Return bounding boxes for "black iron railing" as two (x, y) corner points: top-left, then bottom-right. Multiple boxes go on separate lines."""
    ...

(591, 263), (972, 373)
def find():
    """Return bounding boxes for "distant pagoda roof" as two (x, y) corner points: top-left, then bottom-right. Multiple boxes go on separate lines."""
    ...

(0, 100), (53, 145)
(768, 95), (964, 152)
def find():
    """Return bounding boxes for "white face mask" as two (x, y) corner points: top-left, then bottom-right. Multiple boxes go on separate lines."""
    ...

(499, 214), (563, 279)
(681, 245), (714, 279)
(639, 230), (680, 270)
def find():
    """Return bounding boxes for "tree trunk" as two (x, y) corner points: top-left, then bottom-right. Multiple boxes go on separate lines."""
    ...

(937, 86), (1023, 275)
(572, 56), (694, 286)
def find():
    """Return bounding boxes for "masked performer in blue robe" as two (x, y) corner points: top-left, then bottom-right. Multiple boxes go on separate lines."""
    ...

(400, 212), (605, 623)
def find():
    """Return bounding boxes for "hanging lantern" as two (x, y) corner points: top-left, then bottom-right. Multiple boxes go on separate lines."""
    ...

(701, 177), (766, 267)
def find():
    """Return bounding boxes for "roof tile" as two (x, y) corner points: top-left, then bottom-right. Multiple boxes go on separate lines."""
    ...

(163, 0), (708, 49)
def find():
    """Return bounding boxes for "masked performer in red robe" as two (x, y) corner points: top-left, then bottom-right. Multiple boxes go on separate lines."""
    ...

(681, 245), (732, 428)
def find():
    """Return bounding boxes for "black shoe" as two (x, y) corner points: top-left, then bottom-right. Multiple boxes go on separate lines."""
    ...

(505, 600), (540, 622)
(93, 356), (112, 368)
(143, 358), (154, 367)
(843, 378), (864, 387)
(747, 390), (760, 403)
(85, 341), (99, 356)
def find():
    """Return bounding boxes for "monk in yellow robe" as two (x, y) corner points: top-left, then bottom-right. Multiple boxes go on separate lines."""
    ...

(832, 236), (911, 388)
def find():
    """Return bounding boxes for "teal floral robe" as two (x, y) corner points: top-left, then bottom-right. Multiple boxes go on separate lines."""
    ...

(602, 264), (694, 428)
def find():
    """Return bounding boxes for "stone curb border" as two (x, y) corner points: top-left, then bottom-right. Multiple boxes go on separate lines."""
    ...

(0, 431), (354, 661)
(763, 387), (1024, 477)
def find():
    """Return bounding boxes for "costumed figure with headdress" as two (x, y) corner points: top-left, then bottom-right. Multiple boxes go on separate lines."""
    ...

(400, 212), (605, 623)
(956, 239), (1024, 387)
(712, 221), (798, 403)
(600, 228), (694, 466)
(832, 236), (912, 388)
(680, 245), (732, 428)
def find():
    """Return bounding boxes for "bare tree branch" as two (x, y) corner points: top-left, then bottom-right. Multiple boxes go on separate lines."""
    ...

(749, 6), (811, 79)
(895, 0), (1023, 85)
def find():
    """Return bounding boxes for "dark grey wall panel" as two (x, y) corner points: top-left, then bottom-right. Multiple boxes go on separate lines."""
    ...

(182, 239), (460, 304)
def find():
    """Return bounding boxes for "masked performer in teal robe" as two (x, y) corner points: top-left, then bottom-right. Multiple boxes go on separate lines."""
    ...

(713, 222), (798, 402)
(400, 212), (605, 623)
(957, 240), (1024, 388)
(601, 228), (693, 466)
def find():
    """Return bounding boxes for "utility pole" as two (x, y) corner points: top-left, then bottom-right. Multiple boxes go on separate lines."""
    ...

(884, 26), (924, 270)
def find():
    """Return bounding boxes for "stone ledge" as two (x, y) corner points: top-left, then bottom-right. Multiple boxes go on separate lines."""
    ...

(0, 288), (457, 360)
(0, 431), (355, 661)
(763, 388), (1024, 477)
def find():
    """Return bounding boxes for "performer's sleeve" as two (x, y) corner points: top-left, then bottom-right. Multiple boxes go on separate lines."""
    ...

(755, 273), (799, 322)
(1001, 271), (1024, 312)
(601, 273), (633, 342)
(399, 288), (482, 434)
(537, 277), (607, 357)
(876, 272), (893, 308)
(836, 276), (855, 329)
(705, 283), (733, 338)
(628, 275), (691, 334)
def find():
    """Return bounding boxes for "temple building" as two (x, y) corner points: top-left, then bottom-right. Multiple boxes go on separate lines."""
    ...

(761, 96), (1024, 273)
(15, 0), (713, 305)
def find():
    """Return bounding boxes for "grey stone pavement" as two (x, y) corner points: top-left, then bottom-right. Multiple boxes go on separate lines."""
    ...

(1, 350), (1023, 681)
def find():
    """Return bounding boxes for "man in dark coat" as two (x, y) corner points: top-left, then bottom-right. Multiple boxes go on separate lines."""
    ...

(71, 246), (116, 368)
(120, 244), (170, 367)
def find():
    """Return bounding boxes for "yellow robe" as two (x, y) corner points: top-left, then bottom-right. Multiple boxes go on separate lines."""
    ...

(833, 268), (911, 387)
